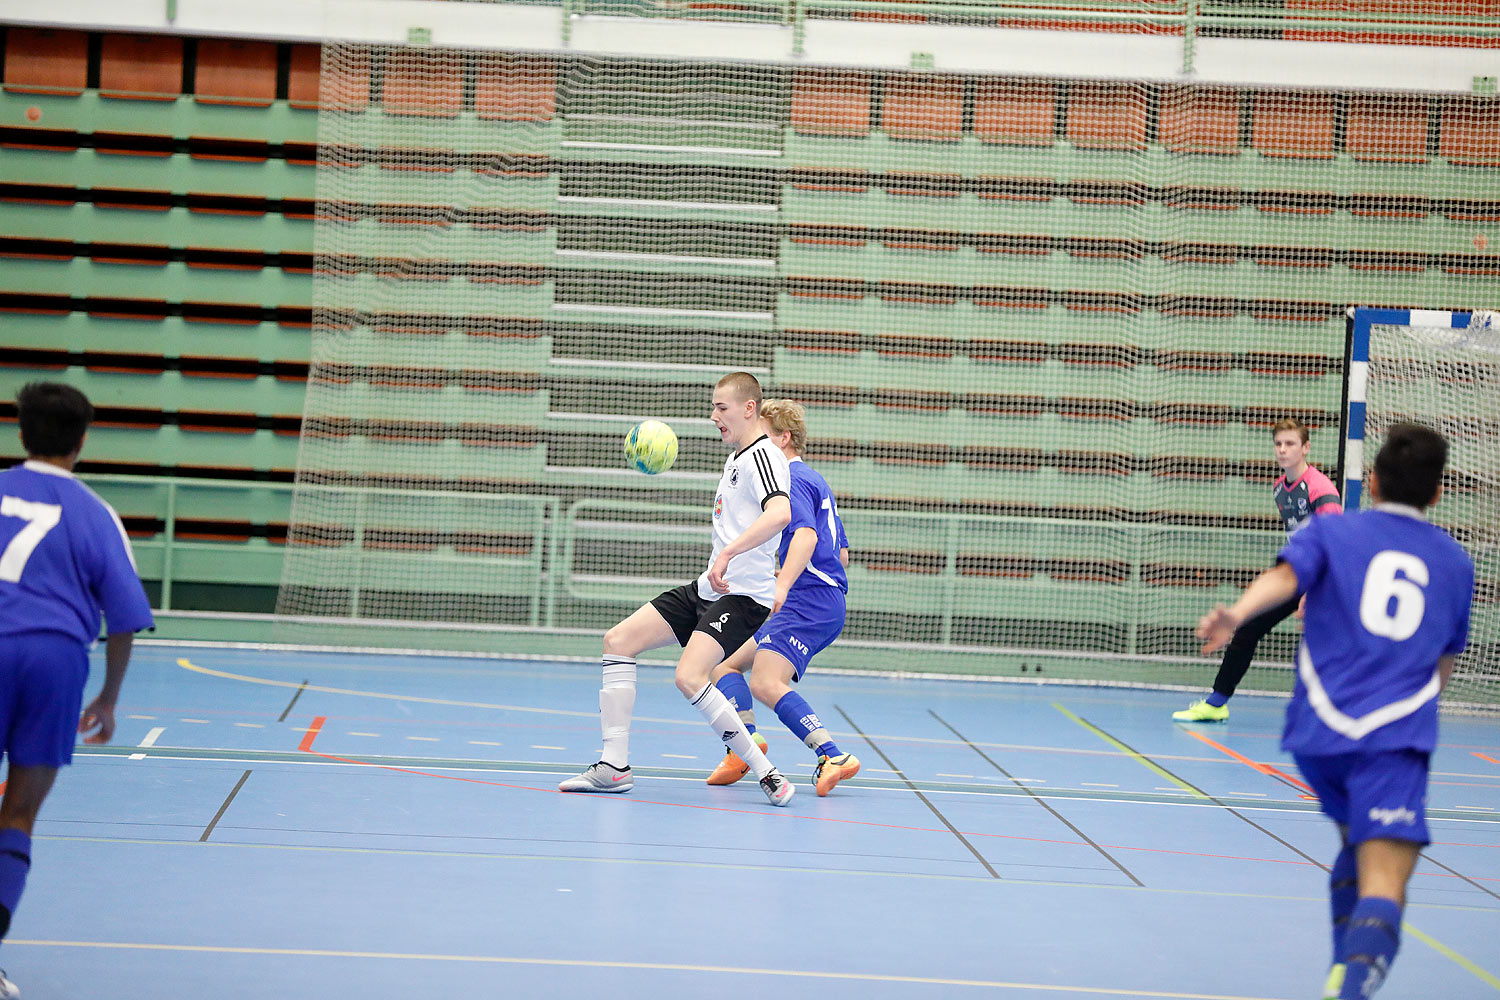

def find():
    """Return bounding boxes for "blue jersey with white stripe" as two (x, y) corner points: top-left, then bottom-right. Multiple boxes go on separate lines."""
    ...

(779, 458), (848, 596)
(1278, 504), (1473, 755)
(0, 461), (154, 646)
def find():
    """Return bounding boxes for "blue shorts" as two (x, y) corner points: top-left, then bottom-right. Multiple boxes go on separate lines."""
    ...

(1295, 749), (1431, 847)
(1, 631), (91, 768)
(753, 586), (845, 681)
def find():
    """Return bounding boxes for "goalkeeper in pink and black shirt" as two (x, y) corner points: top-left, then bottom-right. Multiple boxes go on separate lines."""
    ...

(1173, 417), (1341, 722)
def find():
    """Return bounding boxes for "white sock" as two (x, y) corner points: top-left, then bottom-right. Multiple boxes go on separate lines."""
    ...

(599, 655), (636, 768)
(690, 683), (773, 779)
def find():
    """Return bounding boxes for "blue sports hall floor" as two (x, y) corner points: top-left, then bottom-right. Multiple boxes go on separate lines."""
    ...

(4, 642), (1498, 999)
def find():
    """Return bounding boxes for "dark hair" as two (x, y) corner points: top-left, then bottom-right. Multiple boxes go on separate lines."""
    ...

(1374, 423), (1447, 508)
(17, 382), (93, 457)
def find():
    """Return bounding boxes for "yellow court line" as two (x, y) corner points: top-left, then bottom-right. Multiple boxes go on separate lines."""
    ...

(6, 939), (1293, 999)
(176, 658), (697, 727)
(1051, 703), (1207, 800)
(1403, 922), (1500, 991)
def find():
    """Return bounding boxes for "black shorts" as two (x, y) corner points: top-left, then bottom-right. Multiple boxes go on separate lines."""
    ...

(650, 582), (769, 658)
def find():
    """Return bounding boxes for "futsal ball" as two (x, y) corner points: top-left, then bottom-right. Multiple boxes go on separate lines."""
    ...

(624, 420), (678, 475)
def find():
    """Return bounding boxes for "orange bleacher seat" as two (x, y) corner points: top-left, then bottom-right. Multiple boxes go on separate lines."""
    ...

(475, 54), (556, 121)
(1439, 97), (1500, 167)
(1251, 90), (1335, 159)
(99, 34), (184, 101)
(973, 80), (1056, 146)
(287, 44), (323, 109)
(1066, 83), (1147, 151)
(195, 39), (277, 107)
(3, 27), (88, 96)
(791, 70), (872, 138)
(883, 74), (962, 143)
(382, 50), (461, 117)
(1159, 86), (1242, 155)
(1346, 94), (1429, 163)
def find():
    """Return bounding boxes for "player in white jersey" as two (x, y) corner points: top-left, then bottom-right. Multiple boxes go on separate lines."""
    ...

(705, 400), (861, 796)
(560, 372), (797, 806)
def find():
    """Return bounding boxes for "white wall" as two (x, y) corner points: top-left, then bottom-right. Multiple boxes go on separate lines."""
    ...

(4, 0), (1497, 92)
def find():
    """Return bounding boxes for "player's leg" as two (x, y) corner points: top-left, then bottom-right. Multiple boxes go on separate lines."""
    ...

(748, 649), (859, 796)
(674, 599), (792, 806)
(1327, 750), (1430, 1000)
(1296, 753), (1358, 995)
(1174, 594), (1299, 721)
(706, 641), (767, 786)
(0, 766), (57, 942)
(558, 594), (679, 793)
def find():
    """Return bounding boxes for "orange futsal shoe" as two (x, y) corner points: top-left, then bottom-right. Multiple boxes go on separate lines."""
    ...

(706, 732), (768, 785)
(814, 753), (861, 796)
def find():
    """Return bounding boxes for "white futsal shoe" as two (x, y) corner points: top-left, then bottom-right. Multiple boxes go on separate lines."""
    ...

(758, 767), (795, 807)
(0, 968), (19, 999)
(558, 761), (633, 793)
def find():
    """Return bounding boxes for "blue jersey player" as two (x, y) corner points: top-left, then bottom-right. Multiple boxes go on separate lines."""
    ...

(708, 400), (860, 796)
(1197, 424), (1473, 1000)
(0, 383), (154, 997)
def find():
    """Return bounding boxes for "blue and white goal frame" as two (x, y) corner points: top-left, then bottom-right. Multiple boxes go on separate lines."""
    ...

(1339, 306), (1475, 511)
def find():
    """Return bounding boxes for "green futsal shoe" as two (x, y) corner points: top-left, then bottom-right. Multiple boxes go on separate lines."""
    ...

(1321, 963), (1345, 999)
(1171, 699), (1229, 722)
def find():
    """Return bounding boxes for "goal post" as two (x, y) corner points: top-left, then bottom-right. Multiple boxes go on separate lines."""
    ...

(1342, 306), (1500, 710)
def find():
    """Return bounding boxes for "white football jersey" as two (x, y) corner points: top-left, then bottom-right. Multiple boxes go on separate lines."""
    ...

(697, 434), (790, 607)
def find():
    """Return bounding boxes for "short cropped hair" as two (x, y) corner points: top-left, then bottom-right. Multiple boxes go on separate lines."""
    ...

(17, 381), (93, 458)
(761, 398), (807, 455)
(716, 371), (763, 413)
(1271, 417), (1308, 444)
(1375, 423), (1447, 509)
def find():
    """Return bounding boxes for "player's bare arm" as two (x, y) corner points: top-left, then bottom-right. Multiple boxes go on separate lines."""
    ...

(1197, 562), (1300, 654)
(707, 495), (791, 592)
(78, 631), (133, 744)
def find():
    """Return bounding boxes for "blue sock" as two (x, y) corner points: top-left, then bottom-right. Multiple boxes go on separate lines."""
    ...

(1328, 845), (1358, 961)
(1338, 896), (1402, 999)
(773, 691), (839, 758)
(1206, 691), (1229, 708)
(714, 672), (756, 735)
(0, 828), (32, 940)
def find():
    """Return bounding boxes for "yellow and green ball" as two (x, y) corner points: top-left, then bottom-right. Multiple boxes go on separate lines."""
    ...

(624, 420), (678, 475)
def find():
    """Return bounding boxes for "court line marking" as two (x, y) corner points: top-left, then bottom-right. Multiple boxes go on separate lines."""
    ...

(200, 770), (252, 843)
(836, 705), (1001, 880)
(138, 727), (166, 748)
(297, 717), (325, 754)
(37, 833), (1500, 915)
(1475, 753), (1500, 766)
(931, 709), (1143, 889)
(178, 658), (697, 727)
(1052, 705), (1206, 799)
(1400, 923), (1500, 991)
(1, 939), (1297, 998)
(1182, 730), (1313, 794)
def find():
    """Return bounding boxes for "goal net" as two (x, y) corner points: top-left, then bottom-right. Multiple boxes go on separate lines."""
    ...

(275, 37), (1498, 687)
(1345, 308), (1500, 710)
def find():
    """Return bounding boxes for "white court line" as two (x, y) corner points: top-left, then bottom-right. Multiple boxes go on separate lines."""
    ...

(233, 723), (265, 729)
(348, 732), (381, 737)
(406, 737), (440, 743)
(127, 753), (145, 761)
(530, 745), (565, 751)
(179, 719), (210, 724)
(468, 741), (502, 747)
(937, 773), (974, 779)
(137, 728), (165, 748)
(1228, 792), (1269, 798)
(1, 938), (1301, 998)
(660, 754), (698, 760)
(1081, 783), (1119, 788)
(127, 714), (156, 720)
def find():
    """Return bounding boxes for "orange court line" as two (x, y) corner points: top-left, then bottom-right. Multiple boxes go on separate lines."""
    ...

(298, 716), (326, 753)
(1183, 729), (1315, 794)
(1472, 752), (1500, 766)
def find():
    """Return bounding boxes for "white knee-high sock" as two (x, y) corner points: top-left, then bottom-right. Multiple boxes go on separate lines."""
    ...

(600, 655), (636, 768)
(689, 683), (773, 779)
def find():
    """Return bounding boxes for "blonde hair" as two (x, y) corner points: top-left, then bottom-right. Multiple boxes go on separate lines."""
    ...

(1271, 417), (1309, 444)
(715, 371), (763, 414)
(761, 398), (807, 455)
